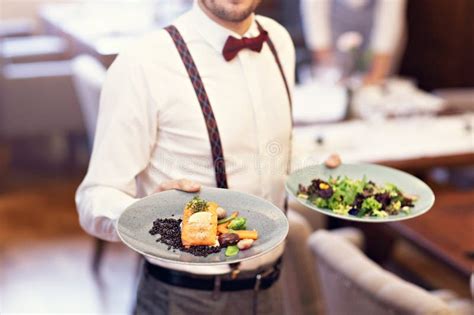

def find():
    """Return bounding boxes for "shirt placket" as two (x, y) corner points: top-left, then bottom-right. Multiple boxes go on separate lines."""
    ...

(237, 50), (270, 199)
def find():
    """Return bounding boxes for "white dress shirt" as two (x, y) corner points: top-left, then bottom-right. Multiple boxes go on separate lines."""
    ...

(76, 2), (295, 274)
(301, 0), (406, 54)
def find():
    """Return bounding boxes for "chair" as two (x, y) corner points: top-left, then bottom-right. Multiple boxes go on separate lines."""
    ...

(283, 210), (324, 314)
(308, 230), (472, 315)
(71, 55), (107, 276)
(0, 60), (83, 137)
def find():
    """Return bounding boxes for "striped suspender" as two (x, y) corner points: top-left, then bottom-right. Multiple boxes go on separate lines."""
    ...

(165, 25), (229, 189)
(255, 21), (292, 111)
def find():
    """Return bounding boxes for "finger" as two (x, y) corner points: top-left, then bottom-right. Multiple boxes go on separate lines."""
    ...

(157, 179), (201, 193)
(325, 153), (342, 169)
(177, 179), (201, 192)
(157, 180), (180, 192)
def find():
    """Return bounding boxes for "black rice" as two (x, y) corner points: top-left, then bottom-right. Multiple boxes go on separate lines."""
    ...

(149, 217), (221, 257)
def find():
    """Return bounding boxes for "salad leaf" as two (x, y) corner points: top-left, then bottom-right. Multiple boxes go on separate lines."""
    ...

(312, 197), (328, 208)
(371, 209), (388, 217)
(361, 197), (382, 212)
(384, 183), (401, 197)
(298, 176), (415, 217)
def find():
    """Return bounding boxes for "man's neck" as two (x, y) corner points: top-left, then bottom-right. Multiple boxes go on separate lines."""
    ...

(198, 1), (253, 36)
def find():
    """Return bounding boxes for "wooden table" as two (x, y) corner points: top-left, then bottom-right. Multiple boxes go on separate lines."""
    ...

(389, 186), (473, 278)
(377, 152), (474, 173)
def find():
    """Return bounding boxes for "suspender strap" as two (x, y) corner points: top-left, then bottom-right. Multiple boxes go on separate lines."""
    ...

(164, 25), (229, 189)
(256, 21), (292, 110)
(256, 21), (293, 214)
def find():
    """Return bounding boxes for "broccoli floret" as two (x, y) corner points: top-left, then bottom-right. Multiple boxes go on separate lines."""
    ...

(228, 217), (247, 230)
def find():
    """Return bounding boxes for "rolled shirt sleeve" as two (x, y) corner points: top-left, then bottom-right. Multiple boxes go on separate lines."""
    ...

(370, 0), (406, 54)
(75, 52), (158, 242)
(301, 0), (331, 51)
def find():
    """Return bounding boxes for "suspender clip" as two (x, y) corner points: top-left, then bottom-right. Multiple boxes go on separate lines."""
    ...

(230, 262), (241, 279)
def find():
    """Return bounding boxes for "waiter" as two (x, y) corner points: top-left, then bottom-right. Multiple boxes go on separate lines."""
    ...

(76, 0), (298, 314)
(301, 0), (406, 85)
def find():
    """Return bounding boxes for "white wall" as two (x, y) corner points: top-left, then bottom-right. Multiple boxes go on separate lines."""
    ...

(0, 0), (82, 32)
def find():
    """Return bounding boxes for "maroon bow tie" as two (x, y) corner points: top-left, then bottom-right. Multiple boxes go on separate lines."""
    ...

(222, 30), (268, 61)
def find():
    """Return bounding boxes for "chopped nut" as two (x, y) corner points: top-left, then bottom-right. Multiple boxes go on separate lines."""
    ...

(237, 239), (254, 250)
(216, 207), (227, 219)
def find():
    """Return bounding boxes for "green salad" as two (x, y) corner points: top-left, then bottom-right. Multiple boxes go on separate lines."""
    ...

(297, 176), (417, 217)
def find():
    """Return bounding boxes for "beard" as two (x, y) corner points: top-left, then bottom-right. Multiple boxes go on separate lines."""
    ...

(201, 0), (262, 23)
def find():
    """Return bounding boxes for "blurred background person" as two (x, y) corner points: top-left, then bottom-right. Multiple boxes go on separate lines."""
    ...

(300, 0), (406, 85)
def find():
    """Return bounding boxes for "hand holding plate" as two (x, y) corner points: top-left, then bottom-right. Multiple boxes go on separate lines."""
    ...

(324, 153), (342, 169)
(157, 179), (201, 193)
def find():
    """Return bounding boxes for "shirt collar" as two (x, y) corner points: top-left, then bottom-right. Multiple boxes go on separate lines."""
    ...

(190, 0), (260, 53)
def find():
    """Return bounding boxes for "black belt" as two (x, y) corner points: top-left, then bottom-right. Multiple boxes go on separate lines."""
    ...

(145, 259), (282, 292)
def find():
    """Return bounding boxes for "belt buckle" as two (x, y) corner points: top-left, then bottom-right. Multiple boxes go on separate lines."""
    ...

(255, 266), (276, 291)
(230, 262), (241, 280)
(254, 273), (262, 292)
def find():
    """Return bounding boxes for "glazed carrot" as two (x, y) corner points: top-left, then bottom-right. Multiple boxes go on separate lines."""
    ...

(217, 224), (229, 235)
(234, 230), (258, 240)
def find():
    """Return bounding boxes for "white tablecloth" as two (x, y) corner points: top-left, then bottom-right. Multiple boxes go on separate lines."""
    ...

(293, 114), (474, 168)
(292, 81), (348, 124)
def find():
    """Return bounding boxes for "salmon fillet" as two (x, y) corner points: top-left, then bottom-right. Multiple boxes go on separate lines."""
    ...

(181, 200), (218, 246)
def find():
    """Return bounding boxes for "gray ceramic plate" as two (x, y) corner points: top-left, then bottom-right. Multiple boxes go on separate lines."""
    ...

(286, 164), (435, 223)
(117, 187), (288, 265)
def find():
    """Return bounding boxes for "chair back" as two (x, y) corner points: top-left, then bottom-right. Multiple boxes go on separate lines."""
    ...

(308, 230), (453, 315)
(0, 60), (83, 137)
(283, 210), (323, 314)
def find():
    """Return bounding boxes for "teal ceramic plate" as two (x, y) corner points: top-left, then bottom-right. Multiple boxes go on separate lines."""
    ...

(117, 187), (288, 265)
(286, 164), (435, 223)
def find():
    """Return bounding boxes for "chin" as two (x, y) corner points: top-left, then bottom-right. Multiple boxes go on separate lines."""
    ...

(202, 0), (261, 23)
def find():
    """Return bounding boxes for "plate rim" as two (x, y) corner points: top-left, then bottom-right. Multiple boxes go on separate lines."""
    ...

(285, 163), (435, 223)
(117, 187), (289, 265)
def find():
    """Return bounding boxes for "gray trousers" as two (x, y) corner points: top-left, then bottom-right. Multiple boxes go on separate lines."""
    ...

(134, 265), (285, 315)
